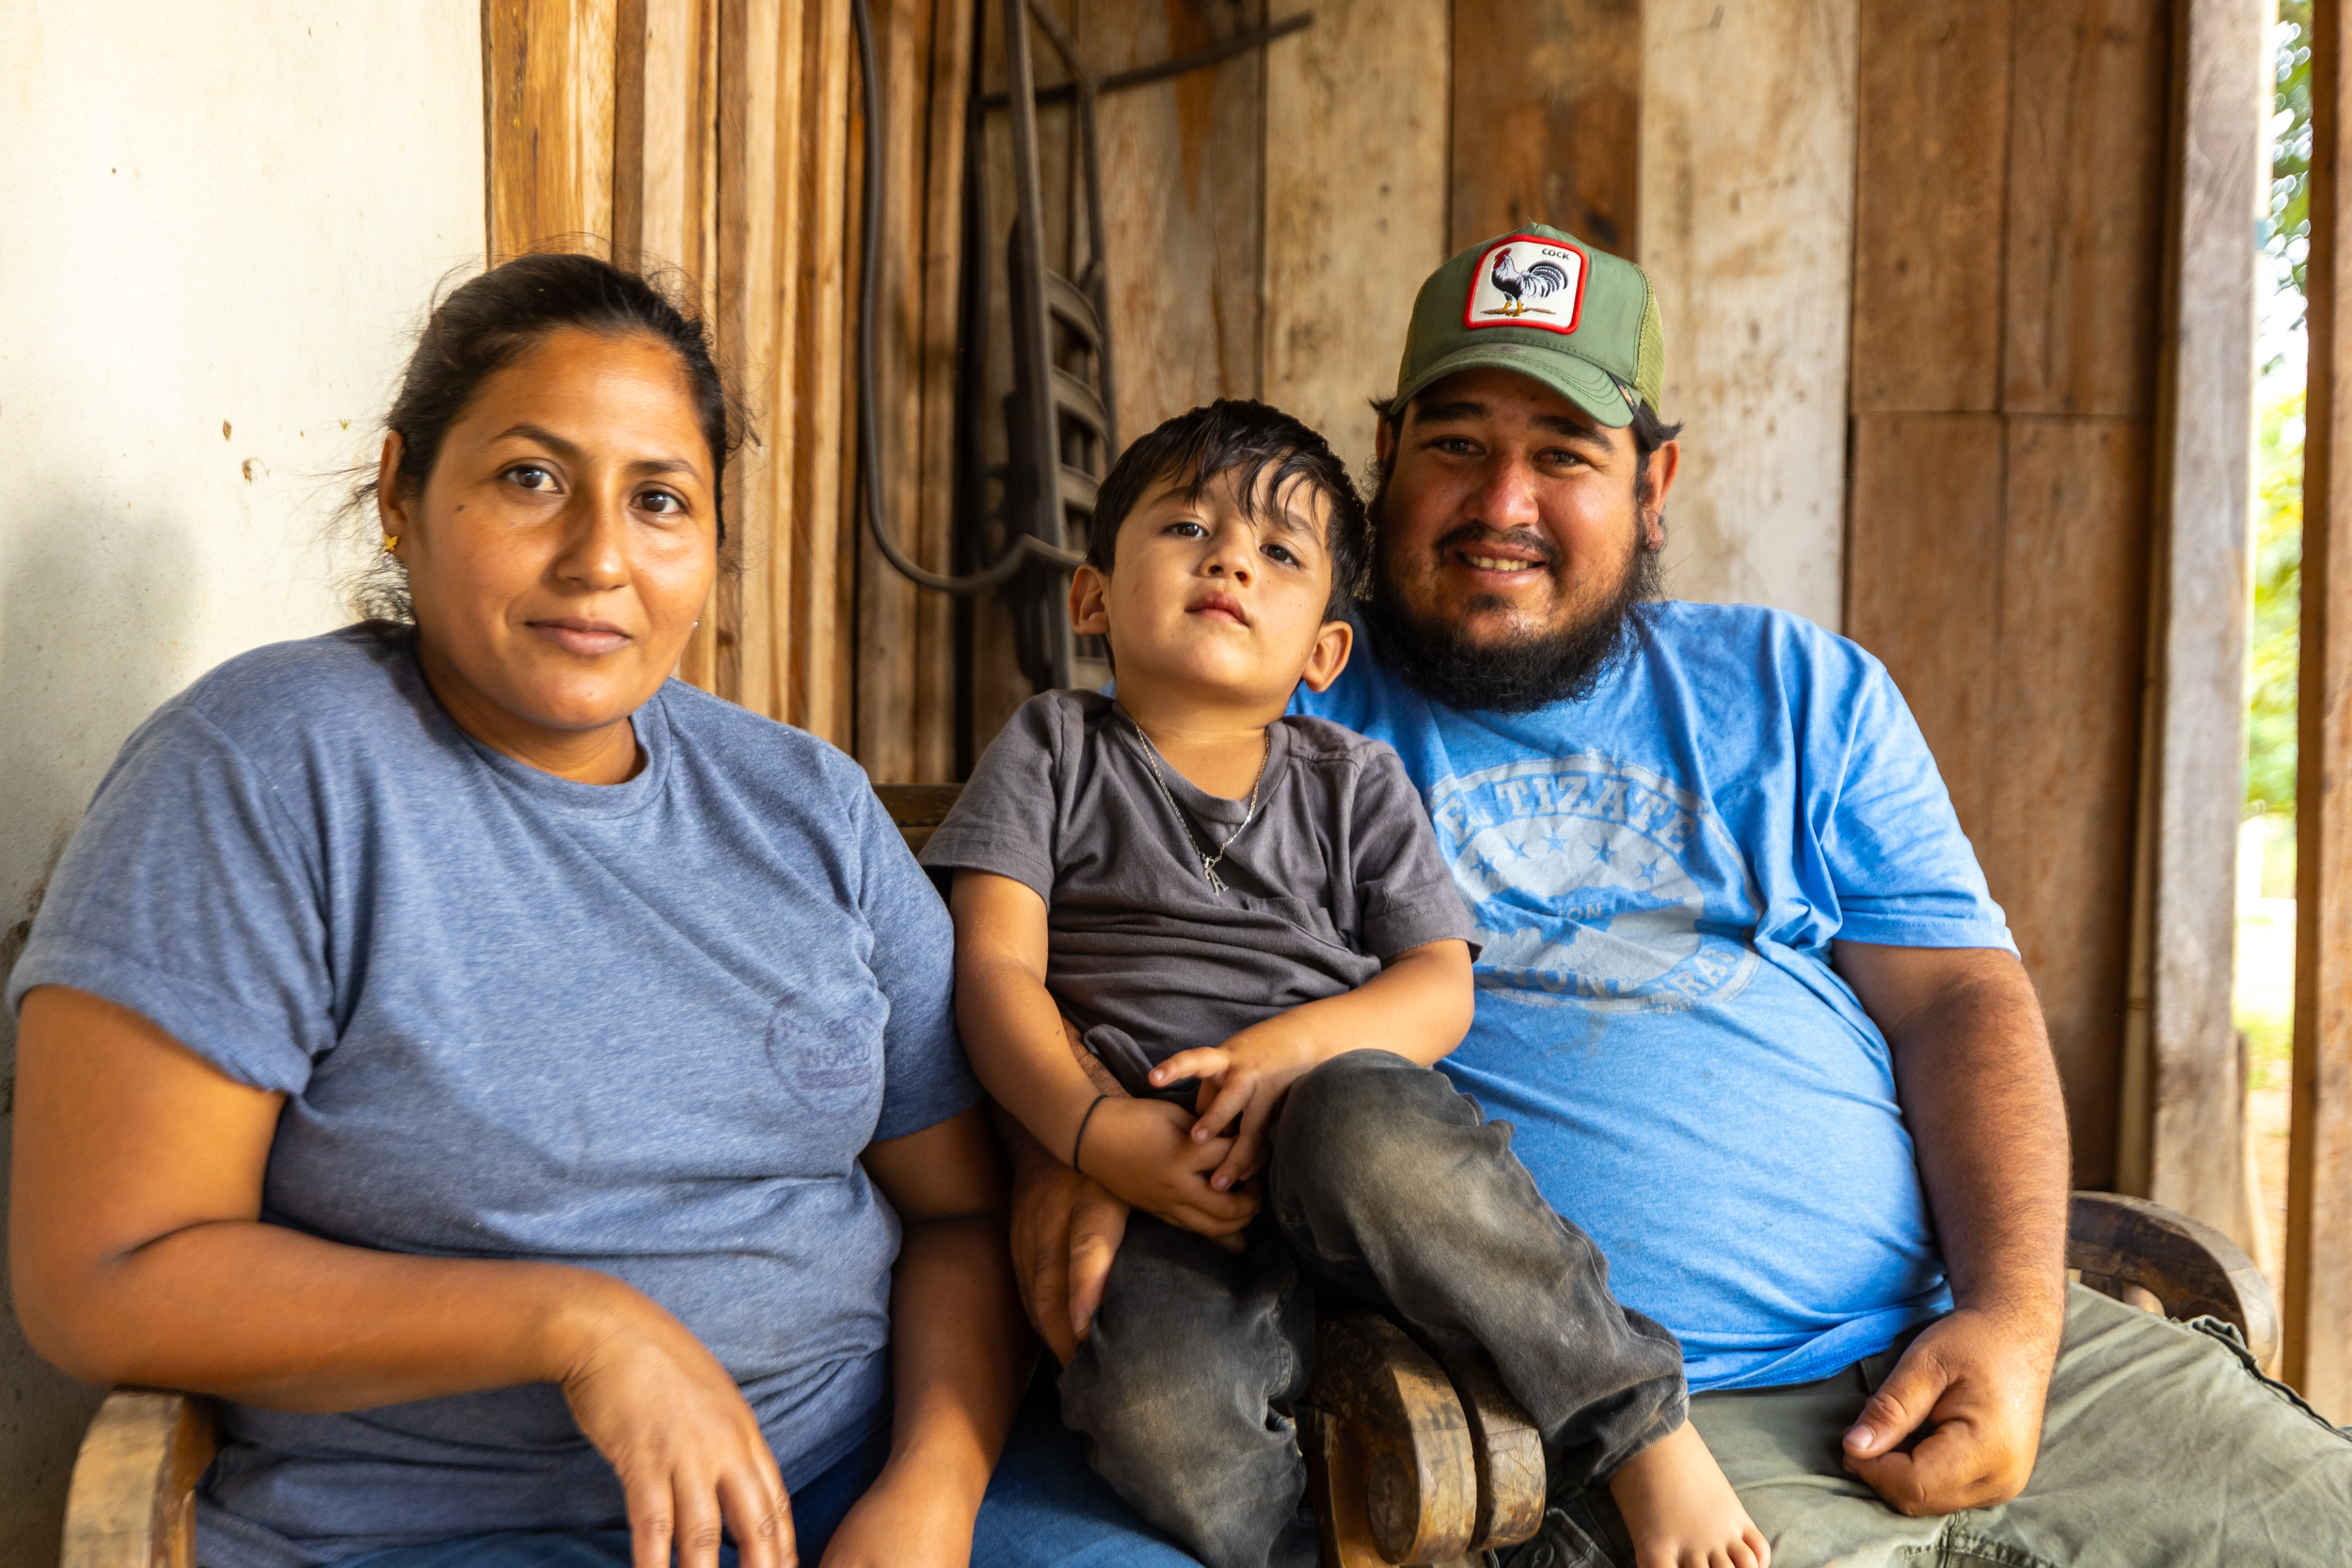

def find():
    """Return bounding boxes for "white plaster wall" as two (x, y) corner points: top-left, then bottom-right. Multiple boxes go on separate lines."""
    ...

(0, 6), (483, 1559)
(1639, 0), (1859, 629)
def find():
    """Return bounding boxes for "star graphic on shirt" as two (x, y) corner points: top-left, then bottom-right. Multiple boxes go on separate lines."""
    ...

(1637, 856), (1663, 885)
(1590, 839), (1618, 868)
(1543, 828), (1570, 856)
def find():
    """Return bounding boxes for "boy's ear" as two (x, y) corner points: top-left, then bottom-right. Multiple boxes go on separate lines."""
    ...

(1070, 562), (1111, 638)
(1296, 617), (1354, 693)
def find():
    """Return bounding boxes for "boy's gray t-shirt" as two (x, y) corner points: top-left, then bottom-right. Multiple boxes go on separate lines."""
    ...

(7, 628), (977, 1568)
(919, 689), (1475, 1087)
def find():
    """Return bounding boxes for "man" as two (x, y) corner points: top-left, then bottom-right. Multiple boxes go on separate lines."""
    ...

(1006, 224), (2352, 1566)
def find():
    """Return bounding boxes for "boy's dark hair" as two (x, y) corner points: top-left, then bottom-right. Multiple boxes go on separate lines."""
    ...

(1086, 399), (1371, 621)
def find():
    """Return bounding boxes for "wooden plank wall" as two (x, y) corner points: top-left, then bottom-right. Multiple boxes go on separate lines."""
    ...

(2292, 0), (2352, 1421)
(1844, 0), (2175, 1196)
(962, 1), (1276, 752)
(485, 0), (967, 768)
(1451, 0), (1639, 261)
(1263, 0), (1452, 478)
(1637, 0), (1858, 631)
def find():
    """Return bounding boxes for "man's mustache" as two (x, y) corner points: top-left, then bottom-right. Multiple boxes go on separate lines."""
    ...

(1427, 523), (1565, 574)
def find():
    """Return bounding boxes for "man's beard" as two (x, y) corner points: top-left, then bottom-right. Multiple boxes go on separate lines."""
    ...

(1359, 486), (1663, 715)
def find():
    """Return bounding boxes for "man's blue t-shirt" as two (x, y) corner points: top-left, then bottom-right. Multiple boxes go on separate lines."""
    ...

(8, 628), (978, 1568)
(1295, 601), (2014, 1390)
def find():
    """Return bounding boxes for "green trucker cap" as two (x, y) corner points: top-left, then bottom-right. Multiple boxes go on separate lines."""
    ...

(1391, 223), (1664, 429)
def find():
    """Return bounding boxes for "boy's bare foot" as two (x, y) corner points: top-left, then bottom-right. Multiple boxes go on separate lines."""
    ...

(1606, 1420), (1771, 1568)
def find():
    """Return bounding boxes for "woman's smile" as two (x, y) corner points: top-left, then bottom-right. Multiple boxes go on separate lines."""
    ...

(528, 615), (633, 656)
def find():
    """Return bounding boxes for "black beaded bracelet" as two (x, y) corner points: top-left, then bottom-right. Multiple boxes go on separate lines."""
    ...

(1072, 1093), (1110, 1176)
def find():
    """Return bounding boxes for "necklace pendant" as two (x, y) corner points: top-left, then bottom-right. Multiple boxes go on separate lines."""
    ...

(1202, 861), (1227, 895)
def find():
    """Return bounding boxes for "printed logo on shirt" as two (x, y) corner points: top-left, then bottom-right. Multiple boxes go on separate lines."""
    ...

(1427, 754), (1759, 1011)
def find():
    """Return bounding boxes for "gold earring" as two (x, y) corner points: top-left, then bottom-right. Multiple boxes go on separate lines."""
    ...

(382, 534), (399, 553)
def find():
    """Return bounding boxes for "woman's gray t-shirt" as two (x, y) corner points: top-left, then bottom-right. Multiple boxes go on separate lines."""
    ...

(918, 690), (1475, 1091)
(7, 627), (977, 1568)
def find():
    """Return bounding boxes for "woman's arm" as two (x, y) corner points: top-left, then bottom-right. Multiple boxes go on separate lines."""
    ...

(10, 986), (792, 1568)
(820, 1105), (1028, 1568)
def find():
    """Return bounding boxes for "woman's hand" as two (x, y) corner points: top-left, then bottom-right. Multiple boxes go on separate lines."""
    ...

(818, 1462), (977, 1568)
(557, 1292), (796, 1568)
(1081, 1095), (1259, 1239)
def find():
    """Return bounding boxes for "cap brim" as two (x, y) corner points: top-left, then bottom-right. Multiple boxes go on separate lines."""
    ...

(1394, 342), (1635, 429)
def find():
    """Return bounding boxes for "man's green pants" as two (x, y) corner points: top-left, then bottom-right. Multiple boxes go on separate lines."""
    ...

(1511, 1285), (2352, 1567)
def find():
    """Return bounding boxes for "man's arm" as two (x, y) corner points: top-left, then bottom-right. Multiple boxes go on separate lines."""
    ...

(1831, 941), (2070, 1516)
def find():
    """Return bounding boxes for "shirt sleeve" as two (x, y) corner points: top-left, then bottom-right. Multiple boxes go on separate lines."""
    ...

(1348, 743), (1483, 959)
(848, 765), (983, 1143)
(1817, 654), (2016, 953)
(6, 703), (334, 1093)
(914, 694), (1063, 901)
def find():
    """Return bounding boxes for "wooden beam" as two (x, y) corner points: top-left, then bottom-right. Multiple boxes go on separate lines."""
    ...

(2138, 0), (2264, 1236)
(1262, 0), (1451, 478)
(791, 0), (853, 747)
(715, 0), (787, 720)
(1844, 414), (2007, 842)
(2001, 1), (2174, 419)
(1448, 0), (1638, 260)
(854, 0), (969, 783)
(1638, 0), (1857, 627)
(1850, 0), (2010, 416)
(1992, 415), (2154, 1186)
(2289, 0), (2352, 1421)
(483, 0), (618, 258)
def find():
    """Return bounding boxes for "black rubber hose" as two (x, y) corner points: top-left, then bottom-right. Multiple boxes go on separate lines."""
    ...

(850, 0), (1081, 594)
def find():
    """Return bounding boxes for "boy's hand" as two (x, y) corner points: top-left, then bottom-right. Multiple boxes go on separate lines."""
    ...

(1082, 1096), (1257, 1239)
(1152, 1023), (1319, 1195)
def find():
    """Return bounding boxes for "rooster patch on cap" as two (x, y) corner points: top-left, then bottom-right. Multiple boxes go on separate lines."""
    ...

(1465, 236), (1588, 335)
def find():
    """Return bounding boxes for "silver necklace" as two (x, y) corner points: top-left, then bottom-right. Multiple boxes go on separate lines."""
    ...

(1125, 714), (1272, 895)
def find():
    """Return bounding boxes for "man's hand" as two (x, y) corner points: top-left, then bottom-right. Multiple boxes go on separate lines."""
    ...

(1831, 942), (2068, 1516)
(1839, 1303), (2060, 1514)
(1000, 1107), (1137, 1363)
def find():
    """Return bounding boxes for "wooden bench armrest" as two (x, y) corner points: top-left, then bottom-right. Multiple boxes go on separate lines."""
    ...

(2066, 1190), (2279, 1364)
(60, 1390), (216, 1568)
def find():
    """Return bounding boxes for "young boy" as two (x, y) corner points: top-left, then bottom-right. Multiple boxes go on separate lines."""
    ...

(921, 401), (1767, 1568)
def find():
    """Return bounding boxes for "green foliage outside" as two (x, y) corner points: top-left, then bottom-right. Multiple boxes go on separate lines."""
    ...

(2237, 8), (2312, 1088)
(2249, 389), (2303, 825)
(2250, 2), (2311, 827)
(2272, 2), (2313, 318)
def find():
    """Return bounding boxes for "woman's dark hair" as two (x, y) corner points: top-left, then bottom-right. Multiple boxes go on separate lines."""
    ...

(1086, 399), (1372, 621)
(346, 252), (743, 623)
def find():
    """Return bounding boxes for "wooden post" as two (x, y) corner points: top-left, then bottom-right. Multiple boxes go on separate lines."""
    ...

(483, 0), (619, 258)
(2139, 0), (2265, 1239)
(2290, 0), (2352, 1420)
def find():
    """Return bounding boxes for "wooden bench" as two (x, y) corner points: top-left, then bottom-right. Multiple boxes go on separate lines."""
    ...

(54, 785), (2282, 1568)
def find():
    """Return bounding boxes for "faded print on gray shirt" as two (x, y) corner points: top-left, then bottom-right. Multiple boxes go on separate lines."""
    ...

(919, 690), (1476, 1091)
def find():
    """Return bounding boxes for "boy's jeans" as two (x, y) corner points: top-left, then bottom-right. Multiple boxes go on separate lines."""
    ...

(1057, 1050), (1687, 1568)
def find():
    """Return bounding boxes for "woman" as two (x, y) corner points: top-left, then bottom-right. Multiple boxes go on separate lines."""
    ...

(8, 255), (1027, 1568)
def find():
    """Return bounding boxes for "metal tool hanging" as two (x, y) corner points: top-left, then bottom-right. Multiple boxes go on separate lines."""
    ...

(851, 0), (1311, 694)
